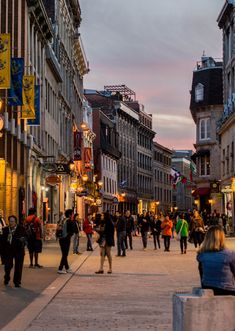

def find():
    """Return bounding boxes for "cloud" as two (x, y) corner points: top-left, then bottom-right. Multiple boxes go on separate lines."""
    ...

(80, 0), (224, 150)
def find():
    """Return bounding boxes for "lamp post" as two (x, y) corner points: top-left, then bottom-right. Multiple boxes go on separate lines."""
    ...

(155, 201), (160, 214)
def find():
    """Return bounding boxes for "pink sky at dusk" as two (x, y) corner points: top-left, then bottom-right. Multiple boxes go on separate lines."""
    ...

(80, 0), (225, 151)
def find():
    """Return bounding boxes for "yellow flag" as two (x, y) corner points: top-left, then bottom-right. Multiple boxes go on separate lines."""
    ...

(21, 75), (35, 119)
(0, 33), (11, 89)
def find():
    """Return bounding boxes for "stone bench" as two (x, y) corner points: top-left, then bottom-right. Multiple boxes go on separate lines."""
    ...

(173, 287), (235, 331)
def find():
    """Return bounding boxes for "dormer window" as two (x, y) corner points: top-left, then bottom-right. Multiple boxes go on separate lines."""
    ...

(195, 83), (204, 102)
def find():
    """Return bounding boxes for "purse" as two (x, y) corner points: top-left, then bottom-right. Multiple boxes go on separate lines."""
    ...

(176, 221), (184, 241)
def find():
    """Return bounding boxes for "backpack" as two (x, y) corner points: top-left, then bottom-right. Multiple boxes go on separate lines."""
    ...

(56, 220), (65, 238)
(25, 217), (37, 240)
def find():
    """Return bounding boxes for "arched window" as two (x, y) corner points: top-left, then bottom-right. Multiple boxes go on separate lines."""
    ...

(199, 118), (210, 140)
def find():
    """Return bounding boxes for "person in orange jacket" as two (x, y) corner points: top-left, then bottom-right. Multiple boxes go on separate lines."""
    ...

(161, 215), (173, 252)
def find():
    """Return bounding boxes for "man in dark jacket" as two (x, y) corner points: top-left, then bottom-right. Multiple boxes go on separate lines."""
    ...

(115, 211), (126, 257)
(139, 211), (150, 250)
(124, 210), (134, 250)
(2, 215), (27, 287)
(57, 209), (75, 274)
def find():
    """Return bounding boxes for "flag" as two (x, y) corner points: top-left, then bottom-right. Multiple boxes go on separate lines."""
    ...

(190, 162), (197, 182)
(21, 75), (35, 119)
(0, 33), (11, 89)
(8, 58), (24, 106)
(27, 85), (40, 125)
(74, 131), (82, 161)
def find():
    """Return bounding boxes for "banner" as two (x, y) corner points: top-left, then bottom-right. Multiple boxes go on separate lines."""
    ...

(8, 58), (24, 106)
(21, 75), (35, 119)
(84, 147), (92, 170)
(74, 131), (82, 161)
(27, 85), (40, 125)
(0, 33), (11, 89)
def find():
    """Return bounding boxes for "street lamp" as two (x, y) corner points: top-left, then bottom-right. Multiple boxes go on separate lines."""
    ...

(82, 173), (89, 182)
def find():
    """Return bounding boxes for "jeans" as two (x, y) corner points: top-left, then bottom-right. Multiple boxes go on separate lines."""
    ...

(125, 232), (133, 249)
(163, 235), (171, 251)
(117, 231), (126, 255)
(58, 237), (71, 270)
(180, 236), (187, 253)
(73, 233), (79, 253)
(86, 233), (93, 250)
(141, 231), (148, 248)
(153, 233), (160, 249)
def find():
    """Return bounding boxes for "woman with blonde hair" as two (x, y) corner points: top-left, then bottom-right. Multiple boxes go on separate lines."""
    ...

(197, 225), (235, 295)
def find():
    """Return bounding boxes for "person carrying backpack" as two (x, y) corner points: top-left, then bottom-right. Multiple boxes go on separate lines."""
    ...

(24, 207), (43, 268)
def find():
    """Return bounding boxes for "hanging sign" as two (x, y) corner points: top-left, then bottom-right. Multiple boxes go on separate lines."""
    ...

(0, 33), (11, 89)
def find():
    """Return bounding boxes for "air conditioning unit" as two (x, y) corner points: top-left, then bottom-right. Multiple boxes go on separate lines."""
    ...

(27, 134), (34, 149)
(4, 112), (9, 131)
(11, 118), (16, 135)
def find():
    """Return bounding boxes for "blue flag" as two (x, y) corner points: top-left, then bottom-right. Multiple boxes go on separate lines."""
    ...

(8, 58), (24, 106)
(27, 85), (40, 126)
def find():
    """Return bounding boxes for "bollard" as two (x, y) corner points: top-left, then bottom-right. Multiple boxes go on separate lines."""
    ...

(173, 287), (235, 331)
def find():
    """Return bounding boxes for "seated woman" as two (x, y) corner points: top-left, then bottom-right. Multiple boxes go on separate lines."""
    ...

(197, 225), (235, 295)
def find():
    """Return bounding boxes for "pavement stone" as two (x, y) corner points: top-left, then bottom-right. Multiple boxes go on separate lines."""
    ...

(3, 236), (235, 331)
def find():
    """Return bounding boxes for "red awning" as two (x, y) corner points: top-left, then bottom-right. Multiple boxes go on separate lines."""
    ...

(192, 187), (210, 197)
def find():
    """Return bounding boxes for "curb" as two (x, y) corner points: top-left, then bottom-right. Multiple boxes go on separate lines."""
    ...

(1, 250), (94, 331)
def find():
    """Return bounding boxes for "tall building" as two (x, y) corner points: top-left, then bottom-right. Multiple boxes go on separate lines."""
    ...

(217, 1), (235, 232)
(172, 150), (194, 212)
(0, 0), (88, 223)
(92, 108), (120, 213)
(190, 54), (223, 213)
(153, 142), (172, 214)
(85, 85), (156, 213)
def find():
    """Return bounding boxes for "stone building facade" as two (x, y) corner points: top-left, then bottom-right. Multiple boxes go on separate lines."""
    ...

(190, 55), (223, 213)
(153, 142), (172, 214)
(217, 1), (235, 232)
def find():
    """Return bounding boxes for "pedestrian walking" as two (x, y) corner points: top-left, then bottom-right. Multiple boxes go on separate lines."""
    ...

(57, 209), (75, 274)
(150, 214), (161, 250)
(72, 213), (81, 254)
(189, 210), (205, 248)
(115, 211), (126, 256)
(124, 210), (134, 250)
(2, 215), (27, 287)
(83, 214), (94, 251)
(161, 215), (173, 252)
(0, 209), (6, 265)
(95, 212), (115, 274)
(24, 207), (43, 268)
(197, 225), (235, 295)
(139, 211), (150, 250)
(175, 213), (189, 254)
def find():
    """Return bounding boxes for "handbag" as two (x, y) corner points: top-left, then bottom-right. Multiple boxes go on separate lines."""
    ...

(176, 221), (184, 241)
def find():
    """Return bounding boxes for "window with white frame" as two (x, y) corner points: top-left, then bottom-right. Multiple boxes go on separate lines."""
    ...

(199, 118), (210, 140)
(195, 83), (204, 102)
(200, 155), (210, 176)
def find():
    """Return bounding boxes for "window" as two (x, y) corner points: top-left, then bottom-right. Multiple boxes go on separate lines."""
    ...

(200, 155), (210, 176)
(195, 83), (204, 102)
(199, 118), (210, 140)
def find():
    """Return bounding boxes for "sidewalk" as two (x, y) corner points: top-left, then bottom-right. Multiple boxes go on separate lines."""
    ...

(3, 237), (235, 331)
(0, 235), (88, 329)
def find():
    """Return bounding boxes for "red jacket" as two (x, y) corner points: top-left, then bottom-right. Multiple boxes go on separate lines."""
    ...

(25, 214), (42, 240)
(161, 218), (173, 236)
(83, 218), (93, 234)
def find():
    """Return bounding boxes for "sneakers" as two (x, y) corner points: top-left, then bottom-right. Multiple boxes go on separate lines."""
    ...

(57, 270), (67, 274)
(66, 268), (73, 274)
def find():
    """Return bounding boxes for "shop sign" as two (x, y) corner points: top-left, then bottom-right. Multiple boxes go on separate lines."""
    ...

(45, 175), (61, 186)
(113, 197), (119, 204)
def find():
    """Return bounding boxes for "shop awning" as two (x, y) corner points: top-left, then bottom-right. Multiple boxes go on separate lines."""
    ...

(192, 187), (210, 197)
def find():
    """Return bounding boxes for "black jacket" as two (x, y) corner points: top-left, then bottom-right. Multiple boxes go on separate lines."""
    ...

(125, 215), (134, 233)
(2, 225), (27, 257)
(116, 216), (126, 233)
